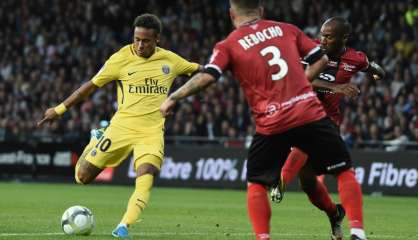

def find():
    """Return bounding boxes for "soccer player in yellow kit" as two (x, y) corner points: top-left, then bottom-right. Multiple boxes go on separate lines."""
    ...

(38, 14), (200, 239)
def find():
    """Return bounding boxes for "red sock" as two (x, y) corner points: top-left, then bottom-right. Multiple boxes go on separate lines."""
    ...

(337, 170), (363, 229)
(306, 180), (336, 215)
(282, 147), (308, 185)
(317, 175), (325, 184)
(247, 183), (271, 240)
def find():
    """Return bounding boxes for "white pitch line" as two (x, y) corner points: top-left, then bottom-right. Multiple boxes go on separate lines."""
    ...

(0, 232), (414, 239)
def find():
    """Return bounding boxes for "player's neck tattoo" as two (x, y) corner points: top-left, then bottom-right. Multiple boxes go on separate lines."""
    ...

(238, 17), (261, 28)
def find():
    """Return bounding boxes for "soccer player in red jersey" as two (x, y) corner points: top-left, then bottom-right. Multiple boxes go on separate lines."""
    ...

(274, 17), (385, 240)
(160, 1), (363, 239)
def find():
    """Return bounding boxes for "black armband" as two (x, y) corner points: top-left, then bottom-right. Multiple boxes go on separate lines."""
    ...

(304, 46), (325, 65)
(203, 65), (222, 80)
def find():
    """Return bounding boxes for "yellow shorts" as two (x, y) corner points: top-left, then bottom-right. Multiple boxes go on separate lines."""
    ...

(81, 124), (164, 170)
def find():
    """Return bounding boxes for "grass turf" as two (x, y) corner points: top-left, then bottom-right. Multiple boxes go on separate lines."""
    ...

(0, 182), (417, 240)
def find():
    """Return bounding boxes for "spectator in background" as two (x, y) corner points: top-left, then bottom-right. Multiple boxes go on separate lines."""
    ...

(408, 117), (418, 143)
(390, 71), (405, 98)
(394, 33), (415, 59)
(386, 126), (410, 151)
(340, 122), (355, 148)
(381, 48), (401, 74)
(405, 1), (418, 27)
(0, 0), (417, 151)
(410, 52), (418, 78)
(365, 123), (383, 149)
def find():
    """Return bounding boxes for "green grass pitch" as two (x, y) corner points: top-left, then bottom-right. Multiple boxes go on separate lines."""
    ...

(0, 182), (417, 240)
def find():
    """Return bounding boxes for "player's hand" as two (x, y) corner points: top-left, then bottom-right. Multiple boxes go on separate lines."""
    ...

(37, 107), (60, 127)
(160, 97), (176, 117)
(333, 83), (360, 98)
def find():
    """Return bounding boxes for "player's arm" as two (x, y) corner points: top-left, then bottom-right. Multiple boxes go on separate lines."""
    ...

(197, 65), (204, 72)
(178, 64), (204, 77)
(160, 72), (216, 116)
(292, 23), (329, 82)
(312, 79), (360, 98)
(171, 72), (215, 100)
(163, 41), (229, 116)
(37, 81), (98, 126)
(187, 65), (204, 77)
(366, 61), (385, 80)
(305, 54), (328, 82)
(37, 49), (121, 126)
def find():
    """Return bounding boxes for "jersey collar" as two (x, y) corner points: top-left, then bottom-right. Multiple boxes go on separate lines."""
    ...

(132, 45), (161, 60)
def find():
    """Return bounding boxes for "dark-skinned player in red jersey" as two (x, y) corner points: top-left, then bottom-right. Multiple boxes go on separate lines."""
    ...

(160, 0), (369, 239)
(271, 17), (385, 240)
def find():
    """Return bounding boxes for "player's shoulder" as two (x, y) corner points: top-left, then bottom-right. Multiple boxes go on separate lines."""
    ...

(269, 20), (301, 33)
(155, 47), (185, 61)
(241, 19), (298, 33)
(116, 44), (135, 56)
(109, 44), (135, 60)
(342, 47), (368, 64)
(214, 38), (230, 49)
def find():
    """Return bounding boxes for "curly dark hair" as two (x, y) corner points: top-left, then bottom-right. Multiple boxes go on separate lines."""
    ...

(133, 13), (162, 35)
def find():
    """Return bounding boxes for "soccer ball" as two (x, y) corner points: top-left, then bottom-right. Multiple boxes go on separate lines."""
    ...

(61, 205), (95, 235)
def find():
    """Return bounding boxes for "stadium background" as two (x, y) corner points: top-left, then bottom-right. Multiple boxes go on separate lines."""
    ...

(0, 0), (417, 239)
(1, 0), (417, 148)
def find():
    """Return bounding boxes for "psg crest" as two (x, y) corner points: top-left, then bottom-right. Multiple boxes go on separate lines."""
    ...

(90, 150), (97, 157)
(162, 65), (170, 74)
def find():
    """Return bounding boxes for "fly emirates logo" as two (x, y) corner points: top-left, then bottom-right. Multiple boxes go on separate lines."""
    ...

(128, 78), (168, 95)
(238, 26), (283, 50)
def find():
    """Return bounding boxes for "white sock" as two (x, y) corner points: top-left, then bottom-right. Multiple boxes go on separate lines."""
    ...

(351, 228), (366, 239)
(117, 223), (127, 228)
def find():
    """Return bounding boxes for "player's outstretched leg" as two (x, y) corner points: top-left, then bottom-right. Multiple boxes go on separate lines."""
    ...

(247, 183), (271, 240)
(337, 169), (367, 240)
(112, 173), (154, 239)
(112, 156), (160, 239)
(299, 165), (345, 239)
(271, 147), (308, 203)
(282, 147), (309, 185)
(75, 126), (107, 184)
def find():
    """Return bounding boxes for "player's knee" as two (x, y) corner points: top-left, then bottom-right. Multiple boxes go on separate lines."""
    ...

(136, 162), (159, 177)
(74, 158), (102, 184)
(75, 173), (85, 185)
(75, 169), (93, 185)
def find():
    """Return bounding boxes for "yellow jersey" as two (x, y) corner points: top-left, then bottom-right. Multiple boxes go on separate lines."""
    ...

(91, 45), (199, 132)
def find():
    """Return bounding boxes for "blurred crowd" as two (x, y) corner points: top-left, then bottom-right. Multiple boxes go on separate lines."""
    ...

(0, 0), (417, 149)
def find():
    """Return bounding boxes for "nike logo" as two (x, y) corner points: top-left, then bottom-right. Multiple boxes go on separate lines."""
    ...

(128, 71), (137, 76)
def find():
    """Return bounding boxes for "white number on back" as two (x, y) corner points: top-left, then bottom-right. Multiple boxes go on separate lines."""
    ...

(260, 46), (288, 81)
(318, 73), (336, 82)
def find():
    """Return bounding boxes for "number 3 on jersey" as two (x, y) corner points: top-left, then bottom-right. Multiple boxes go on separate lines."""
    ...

(260, 46), (288, 81)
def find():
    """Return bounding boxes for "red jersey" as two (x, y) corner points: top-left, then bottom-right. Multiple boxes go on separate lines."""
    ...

(206, 19), (326, 135)
(315, 40), (369, 125)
